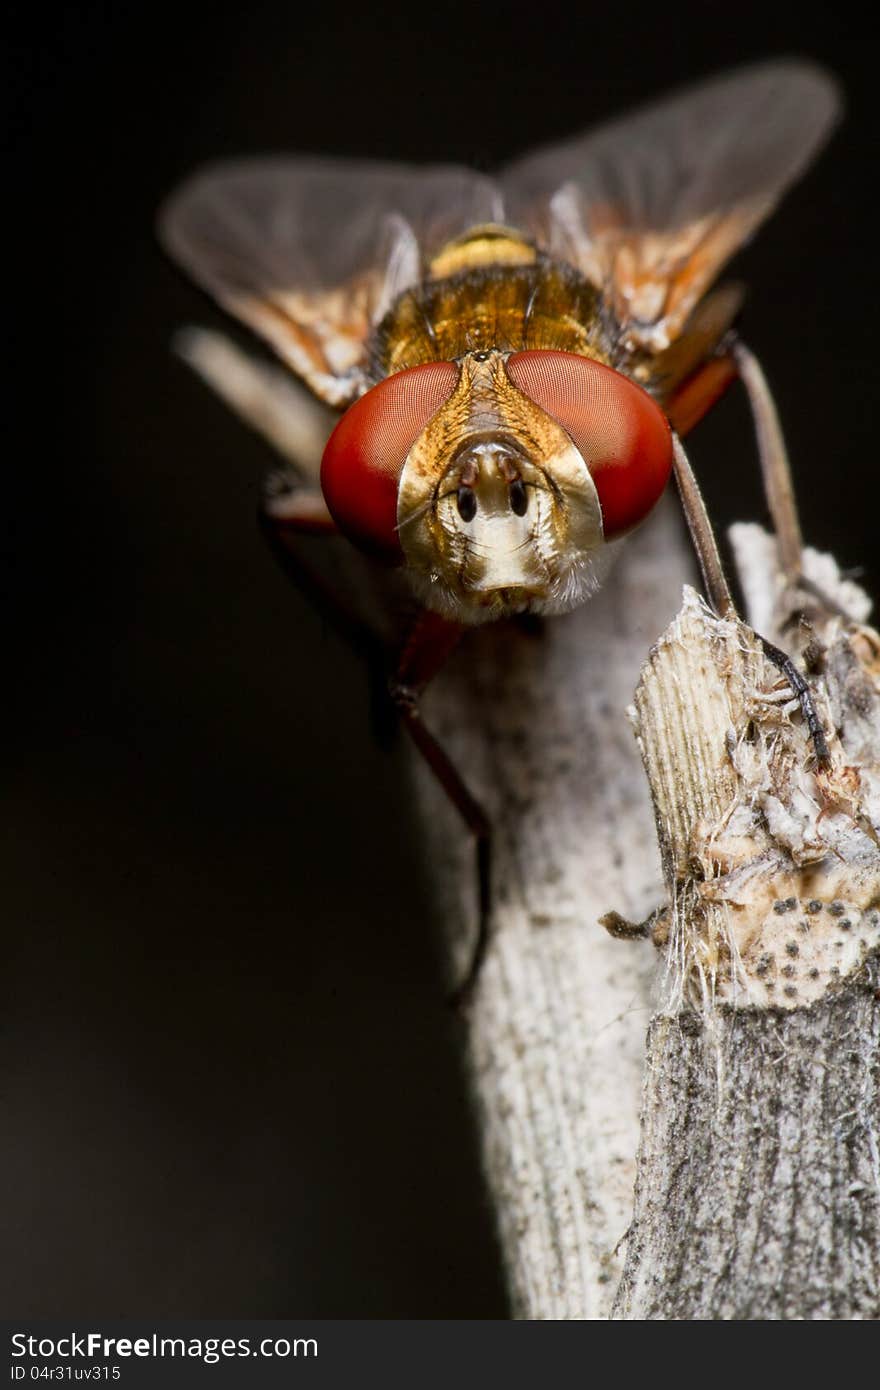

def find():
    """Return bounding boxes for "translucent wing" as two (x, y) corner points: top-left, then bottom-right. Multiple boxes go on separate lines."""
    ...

(503, 60), (842, 353)
(159, 159), (501, 406)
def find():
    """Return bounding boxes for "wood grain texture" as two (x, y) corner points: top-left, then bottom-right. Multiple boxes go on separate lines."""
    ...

(616, 536), (880, 1318)
(614, 972), (879, 1318)
(414, 510), (879, 1319)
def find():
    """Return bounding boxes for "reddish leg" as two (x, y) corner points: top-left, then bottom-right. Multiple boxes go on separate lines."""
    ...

(390, 611), (492, 1006)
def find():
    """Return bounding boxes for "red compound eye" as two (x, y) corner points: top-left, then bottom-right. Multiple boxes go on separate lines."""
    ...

(506, 350), (672, 538)
(321, 361), (460, 560)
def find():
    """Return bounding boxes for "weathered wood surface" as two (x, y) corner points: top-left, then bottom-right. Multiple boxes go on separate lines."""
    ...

(416, 518), (879, 1320)
(616, 529), (880, 1318)
(614, 974), (879, 1319)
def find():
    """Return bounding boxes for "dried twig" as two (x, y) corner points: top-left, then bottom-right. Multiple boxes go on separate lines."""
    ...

(416, 515), (879, 1320)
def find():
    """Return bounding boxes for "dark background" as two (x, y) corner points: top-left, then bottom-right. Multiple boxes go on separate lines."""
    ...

(5, 2), (878, 1316)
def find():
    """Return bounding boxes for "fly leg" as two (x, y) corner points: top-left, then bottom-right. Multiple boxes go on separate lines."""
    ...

(389, 611), (492, 1007)
(670, 434), (736, 619)
(733, 339), (854, 622)
(671, 433), (830, 767)
(732, 340), (803, 582)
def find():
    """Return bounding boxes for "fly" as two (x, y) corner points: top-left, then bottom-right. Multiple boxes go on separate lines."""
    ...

(159, 60), (841, 1000)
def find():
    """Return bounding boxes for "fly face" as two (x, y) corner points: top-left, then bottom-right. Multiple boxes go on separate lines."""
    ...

(395, 348), (605, 623)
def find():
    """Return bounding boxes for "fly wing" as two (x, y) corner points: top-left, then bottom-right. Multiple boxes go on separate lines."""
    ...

(159, 159), (502, 407)
(502, 60), (842, 355)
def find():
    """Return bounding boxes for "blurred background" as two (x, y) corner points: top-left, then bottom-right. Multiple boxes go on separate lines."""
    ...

(5, 1), (878, 1316)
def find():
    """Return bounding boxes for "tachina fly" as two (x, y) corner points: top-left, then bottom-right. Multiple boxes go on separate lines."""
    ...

(160, 61), (841, 996)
